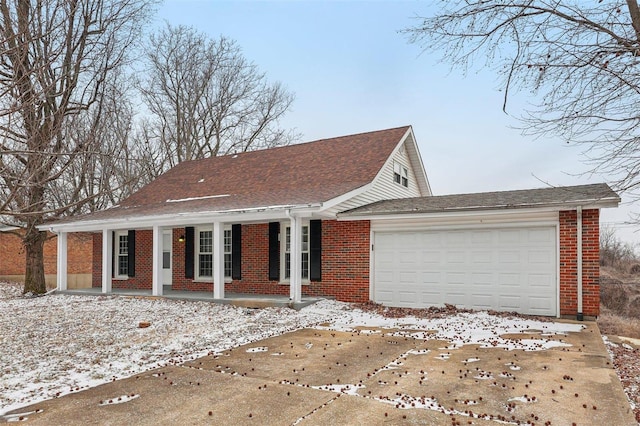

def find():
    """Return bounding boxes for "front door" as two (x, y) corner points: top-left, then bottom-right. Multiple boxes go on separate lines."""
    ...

(163, 230), (172, 285)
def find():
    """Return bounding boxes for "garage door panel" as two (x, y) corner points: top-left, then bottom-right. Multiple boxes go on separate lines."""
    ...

(421, 271), (441, 283)
(446, 272), (467, 285)
(471, 251), (492, 264)
(420, 290), (443, 304)
(446, 251), (466, 263)
(528, 250), (553, 264)
(471, 272), (493, 286)
(374, 226), (557, 316)
(470, 294), (494, 310)
(399, 271), (418, 283)
(398, 291), (418, 305)
(375, 290), (394, 304)
(499, 251), (521, 264)
(421, 251), (442, 264)
(498, 294), (523, 310)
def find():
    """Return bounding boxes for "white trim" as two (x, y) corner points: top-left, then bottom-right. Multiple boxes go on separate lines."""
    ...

(113, 230), (130, 280)
(406, 128), (432, 195)
(279, 220), (310, 284)
(369, 210), (560, 232)
(152, 226), (163, 296)
(101, 229), (112, 293)
(41, 204), (323, 233)
(56, 232), (68, 291)
(194, 226), (214, 281)
(194, 225), (232, 282)
(556, 224), (561, 318)
(213, 222), (225, 299)
(288, 214), (302, 303)
(371, 222), (559, 317)
(318, 183), (372, 213)
(577, 206), (583, 316)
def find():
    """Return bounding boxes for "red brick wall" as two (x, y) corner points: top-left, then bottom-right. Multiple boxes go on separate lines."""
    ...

(90, 220), (371, 302)
(0, 230), (92, 277)
(559, 209), (600, 317)
(92, 231), (153, 289)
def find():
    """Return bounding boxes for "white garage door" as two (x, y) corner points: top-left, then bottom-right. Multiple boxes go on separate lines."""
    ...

(373, 226), (557, 316)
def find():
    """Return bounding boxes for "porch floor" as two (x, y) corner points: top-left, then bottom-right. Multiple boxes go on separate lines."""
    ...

(56, 286), (323, 310)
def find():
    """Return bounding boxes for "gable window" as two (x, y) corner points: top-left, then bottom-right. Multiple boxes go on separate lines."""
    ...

(195, 227), (232, 280)
(115, 231), (129, 278)
(393, 161), (409, 188)
(284, 225), (309, 280)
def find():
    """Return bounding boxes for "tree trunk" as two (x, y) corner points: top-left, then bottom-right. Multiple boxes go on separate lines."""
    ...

(23, 227), (47, 294)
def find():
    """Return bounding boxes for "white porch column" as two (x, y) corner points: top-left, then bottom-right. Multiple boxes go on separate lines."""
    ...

(289, 214), (302, 303)
(101, 229), (112, 293)
(213, 221), (225, 299)
(56, 232), (68, 291)
(152, 225), (164, 296)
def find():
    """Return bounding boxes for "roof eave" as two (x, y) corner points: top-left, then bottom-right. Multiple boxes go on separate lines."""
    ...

(39, 203), (324, 233)
(338, 197), (620, 220)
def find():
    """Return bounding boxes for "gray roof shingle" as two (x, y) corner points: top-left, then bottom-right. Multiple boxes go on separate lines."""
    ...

(339, 183), (620, 217)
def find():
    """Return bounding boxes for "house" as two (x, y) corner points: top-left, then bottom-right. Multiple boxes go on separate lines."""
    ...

(42, 126), (620, 318)
(0, 227), (92, 288)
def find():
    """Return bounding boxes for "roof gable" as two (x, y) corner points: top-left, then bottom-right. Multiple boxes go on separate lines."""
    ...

(122, 126), (410, 210)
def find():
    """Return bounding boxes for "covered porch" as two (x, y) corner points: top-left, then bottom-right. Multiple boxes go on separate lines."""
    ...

(50, 205), (327, 305)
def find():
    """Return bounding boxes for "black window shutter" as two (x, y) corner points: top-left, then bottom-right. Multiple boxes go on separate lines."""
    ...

(232, 224), (242, 280)
(310, 220), (322, 282)
(185, 227), (195, 279)
(127, 230), (136, 277)
(111, 231), (115, 278)
(268, 222), (280, 281)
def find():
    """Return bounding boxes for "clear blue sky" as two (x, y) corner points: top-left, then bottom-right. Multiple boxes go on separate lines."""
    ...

(155, 0), (638, 243)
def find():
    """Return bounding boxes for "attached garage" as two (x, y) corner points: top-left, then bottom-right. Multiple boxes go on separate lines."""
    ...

(372, 225), (557, 316)
(339, 183), (621, 318)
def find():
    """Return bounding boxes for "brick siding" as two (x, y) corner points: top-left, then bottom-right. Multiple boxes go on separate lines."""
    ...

(559, 209), (600, 317)
(0, 231), (92, 277)
(89, 212), (602, 316)
(92, 220), (370, 302)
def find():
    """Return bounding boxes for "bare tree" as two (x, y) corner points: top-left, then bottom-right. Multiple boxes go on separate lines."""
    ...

(138, 23), (298, 174)
(404, 1), (640, 196)
(600, 225), (637, 267)
(0, 0), (158, 294)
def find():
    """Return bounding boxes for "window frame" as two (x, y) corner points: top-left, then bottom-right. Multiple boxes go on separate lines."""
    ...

(195, 226), (233, 282)
(393, 161), (409, 188)
(114, 230), (129, 279)
(280, 221), (310, 283)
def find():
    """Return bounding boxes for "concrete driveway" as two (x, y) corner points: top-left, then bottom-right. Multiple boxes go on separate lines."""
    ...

(2, 321), (635, 425)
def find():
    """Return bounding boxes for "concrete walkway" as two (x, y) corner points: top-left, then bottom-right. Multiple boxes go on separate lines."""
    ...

(2, 321), (635, 425)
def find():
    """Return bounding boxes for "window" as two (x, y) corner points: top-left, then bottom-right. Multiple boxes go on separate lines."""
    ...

(224, 229), (232, 278)
(115, 231), (128, 278)
(284, 225), (309, 280)
(196, 227), (232, 280)
(198, 230), (213, 278)
(393, 161), (409, 188)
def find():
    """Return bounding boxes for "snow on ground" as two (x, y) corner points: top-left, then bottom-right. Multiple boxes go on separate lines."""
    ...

(0, 282), (584, 415)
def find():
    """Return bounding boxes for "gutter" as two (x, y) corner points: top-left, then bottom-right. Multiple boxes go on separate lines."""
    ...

(577, 206), (583, 321)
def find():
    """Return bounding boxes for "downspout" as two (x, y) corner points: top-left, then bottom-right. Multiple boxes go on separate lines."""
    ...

(576, 206), (584, 321)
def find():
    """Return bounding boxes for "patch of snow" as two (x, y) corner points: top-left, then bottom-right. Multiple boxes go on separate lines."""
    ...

(166, 194), (229, 203)
(0, 286), (586, 417)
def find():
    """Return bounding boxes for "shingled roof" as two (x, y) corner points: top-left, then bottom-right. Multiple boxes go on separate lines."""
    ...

(51, 126), (412, 226)
(339, 183), (620, 217)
